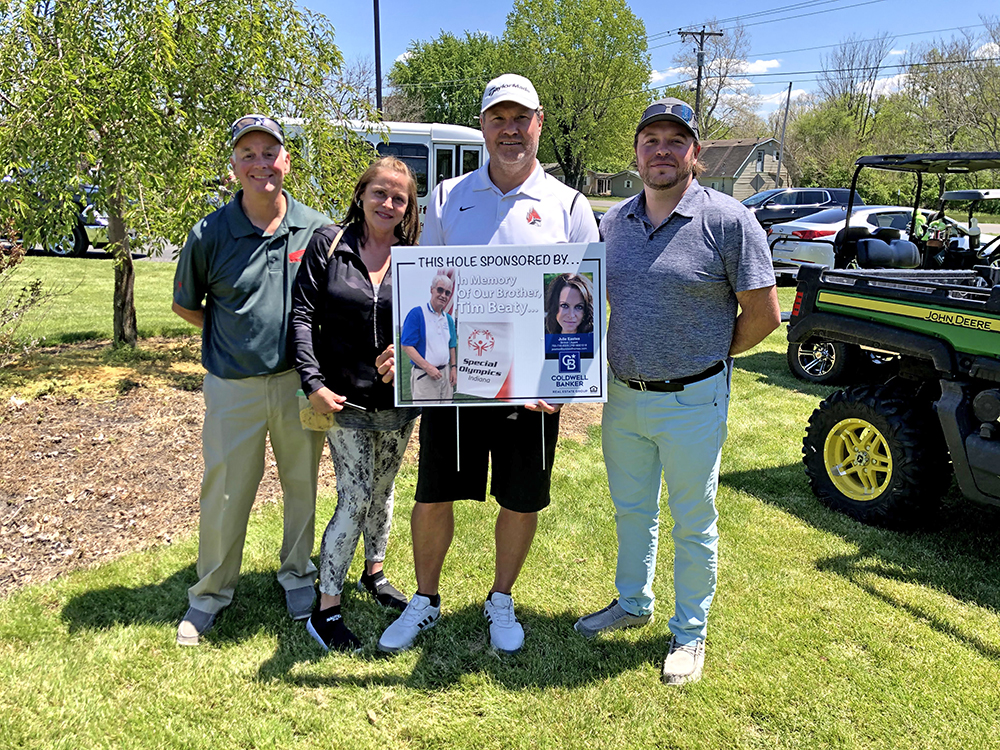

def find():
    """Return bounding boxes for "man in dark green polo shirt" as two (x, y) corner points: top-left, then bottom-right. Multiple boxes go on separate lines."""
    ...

(171, 115), (332, 646)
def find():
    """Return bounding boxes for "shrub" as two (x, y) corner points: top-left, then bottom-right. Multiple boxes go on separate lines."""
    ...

(0, 221), (48, 365)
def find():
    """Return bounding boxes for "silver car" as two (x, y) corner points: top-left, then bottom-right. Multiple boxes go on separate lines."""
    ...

(769, 206), (989, 268)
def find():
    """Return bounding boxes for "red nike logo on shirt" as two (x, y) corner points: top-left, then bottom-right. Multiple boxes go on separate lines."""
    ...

(289, 248), (306, 262)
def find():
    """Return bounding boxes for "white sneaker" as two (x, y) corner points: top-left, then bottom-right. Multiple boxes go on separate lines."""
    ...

(377, 594), (440, 653)
(661, 636), (705, 685)
(484, 592), (524, 654)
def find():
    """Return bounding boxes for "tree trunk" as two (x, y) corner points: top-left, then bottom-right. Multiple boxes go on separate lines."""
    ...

(107, 190), (137, 347)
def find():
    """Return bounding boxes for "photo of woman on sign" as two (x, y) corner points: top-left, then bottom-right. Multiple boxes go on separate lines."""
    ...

(545, 273), (594, 335)
(543, 272), (595, 360)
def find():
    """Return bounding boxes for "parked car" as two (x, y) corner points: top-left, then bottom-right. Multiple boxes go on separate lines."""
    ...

(741, 187), (863, 229)
(768, 206), (994, 269)
(38, 183), (114, 257)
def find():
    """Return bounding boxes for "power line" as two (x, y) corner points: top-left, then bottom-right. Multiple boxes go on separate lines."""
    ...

(646, 0), (859, 42)
(749, 24), (985, 58)
(647, 0), (888, 48)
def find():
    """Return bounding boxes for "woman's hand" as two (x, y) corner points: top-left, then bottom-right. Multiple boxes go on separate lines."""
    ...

(308, 386), (346, 413)
(376, 345), (396, 383)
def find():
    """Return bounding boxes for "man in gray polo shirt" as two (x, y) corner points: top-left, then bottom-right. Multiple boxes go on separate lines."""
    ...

(171, 115), (331, 646)
(574, 99), (780, 684)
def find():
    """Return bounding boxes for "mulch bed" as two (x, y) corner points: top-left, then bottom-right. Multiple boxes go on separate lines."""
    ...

(0, 386), (599, 599)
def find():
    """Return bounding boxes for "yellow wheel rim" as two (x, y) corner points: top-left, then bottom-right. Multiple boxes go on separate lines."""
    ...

(823, 418), (893, 501)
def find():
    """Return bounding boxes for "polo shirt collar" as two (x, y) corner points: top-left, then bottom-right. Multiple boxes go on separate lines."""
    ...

(225, 189), (297, 238)
(473, 160), (544, 199)
(627, 179), (704, 226)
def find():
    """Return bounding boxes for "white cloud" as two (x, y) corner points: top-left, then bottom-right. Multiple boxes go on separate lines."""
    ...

(889, 49), (906, 56)
(395, 51), (412, 64)
(743, 59), (780, 74)
(650, 67), (691, 84)
(760, 88), (808, 106)
(975, 42), (1000, 59)
(872, 73), (908, 96)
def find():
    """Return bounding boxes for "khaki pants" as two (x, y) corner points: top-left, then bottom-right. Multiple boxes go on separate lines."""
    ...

(410, 364), (454, 403)
(188, 369), (325, 613)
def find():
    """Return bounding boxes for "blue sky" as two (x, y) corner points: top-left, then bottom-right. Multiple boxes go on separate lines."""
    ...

(305, 0), (998, 115)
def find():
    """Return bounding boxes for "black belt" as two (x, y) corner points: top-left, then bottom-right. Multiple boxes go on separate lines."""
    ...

(416, 364), (450, 381)
(619, 361), (725, 392)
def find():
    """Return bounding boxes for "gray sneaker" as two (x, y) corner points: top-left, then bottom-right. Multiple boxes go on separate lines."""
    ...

(176, 606), (217, 646)
(285, 585), (316, 621)
(573, 599), (652, 639)
(661, 636), (705, 685)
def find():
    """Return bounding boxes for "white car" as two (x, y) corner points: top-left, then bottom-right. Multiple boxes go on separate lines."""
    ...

(768, 206), (992, 268)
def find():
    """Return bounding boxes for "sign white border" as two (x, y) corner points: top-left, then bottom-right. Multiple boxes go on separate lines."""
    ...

(392, 242), (607, 406)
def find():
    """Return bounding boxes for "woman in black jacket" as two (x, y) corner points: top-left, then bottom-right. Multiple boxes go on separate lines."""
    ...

(291, 156), (420, 652)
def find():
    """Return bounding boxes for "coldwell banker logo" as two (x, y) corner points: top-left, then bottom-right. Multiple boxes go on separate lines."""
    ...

(467, 329), (496, 356)
(559, 352), (580, 373)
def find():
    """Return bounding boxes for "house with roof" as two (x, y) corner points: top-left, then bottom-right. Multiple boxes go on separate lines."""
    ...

(696, 138), (791, 200)
(542, 164), (642, 198)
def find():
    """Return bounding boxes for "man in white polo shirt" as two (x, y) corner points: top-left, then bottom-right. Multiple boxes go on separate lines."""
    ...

(378, 73), (599, 655)
(401, 273), (458, 403)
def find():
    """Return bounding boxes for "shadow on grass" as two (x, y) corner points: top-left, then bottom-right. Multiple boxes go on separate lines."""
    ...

(734, 350), (840, 400)
(60, 564), (671, 690)
(0, 335), (204, 394)
(724, 462), (1000, 660)
(258, 600), (673, 691)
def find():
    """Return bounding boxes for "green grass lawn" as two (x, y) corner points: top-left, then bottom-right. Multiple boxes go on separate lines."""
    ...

(7, 255), (190, 344)
(3, 275), (1000, 748)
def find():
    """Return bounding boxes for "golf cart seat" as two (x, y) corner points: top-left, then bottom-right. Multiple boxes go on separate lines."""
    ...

(856, 237), (921, 268)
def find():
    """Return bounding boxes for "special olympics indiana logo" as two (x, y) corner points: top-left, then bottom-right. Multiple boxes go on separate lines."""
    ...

(467, 329), (496, 356)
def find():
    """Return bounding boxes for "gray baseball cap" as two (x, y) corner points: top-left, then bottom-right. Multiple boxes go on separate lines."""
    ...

(230, 114), (285, 148)
(635, 98), (698, 140)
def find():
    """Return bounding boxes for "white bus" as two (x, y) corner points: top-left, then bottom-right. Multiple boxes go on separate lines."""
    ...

(281, 119), (486, 216)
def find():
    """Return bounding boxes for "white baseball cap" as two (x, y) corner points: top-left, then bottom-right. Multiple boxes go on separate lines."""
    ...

(480, 74), (540, 113)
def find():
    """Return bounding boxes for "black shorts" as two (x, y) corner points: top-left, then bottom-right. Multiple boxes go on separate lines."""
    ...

(415, 405), (560, 513)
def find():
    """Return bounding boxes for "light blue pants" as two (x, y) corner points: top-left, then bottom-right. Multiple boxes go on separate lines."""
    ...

(189, 369), (325, 613)
(601, 368), (730, 644)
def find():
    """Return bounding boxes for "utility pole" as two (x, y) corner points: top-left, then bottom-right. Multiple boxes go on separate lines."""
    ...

(374, 0), (383, 112)
(776, 82), (792, 188)
(678, 26), (723, 134)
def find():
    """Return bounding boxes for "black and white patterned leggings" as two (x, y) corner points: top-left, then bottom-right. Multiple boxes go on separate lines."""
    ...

(318, 421), (416, 597)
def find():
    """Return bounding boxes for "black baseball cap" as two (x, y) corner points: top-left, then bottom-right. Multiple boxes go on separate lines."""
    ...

(635, 98), (698, 141)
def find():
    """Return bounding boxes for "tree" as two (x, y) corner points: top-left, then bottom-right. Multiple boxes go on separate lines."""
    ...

(672, 21), (758, 137)
(0, 0), (372, 347)
(503, 0), (650, 190)
(388, 32), (507, 127)
(818, 33), (895, 142)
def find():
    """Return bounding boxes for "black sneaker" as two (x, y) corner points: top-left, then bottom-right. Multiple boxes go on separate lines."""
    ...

(357, 570), (408, 611)
(306, 607), (362, 653)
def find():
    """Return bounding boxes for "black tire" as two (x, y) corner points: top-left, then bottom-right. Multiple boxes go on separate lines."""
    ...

(787, 339), (854, 384)
(861, 350), (899, 382)
(802, 384), (949, 527)
(43, 222), (88, 257)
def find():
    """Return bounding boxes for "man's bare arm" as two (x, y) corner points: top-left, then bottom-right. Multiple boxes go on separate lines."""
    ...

(729, 285), (781, 356)
(172, 301), (205, 329)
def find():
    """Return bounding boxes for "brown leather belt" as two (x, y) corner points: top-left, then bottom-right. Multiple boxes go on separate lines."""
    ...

(619, 361), (725, 393)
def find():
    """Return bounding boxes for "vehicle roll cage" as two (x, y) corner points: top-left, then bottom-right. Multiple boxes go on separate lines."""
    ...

(845, 152), (1000, 233)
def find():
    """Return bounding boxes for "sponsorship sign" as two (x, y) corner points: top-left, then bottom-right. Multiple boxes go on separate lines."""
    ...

(392, 242), (607, 406)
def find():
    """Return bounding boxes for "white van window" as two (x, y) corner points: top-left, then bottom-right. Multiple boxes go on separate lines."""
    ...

(376, 142), (429, 196)
(461, 148), (480, 175)
(436, 148), (454, 184)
